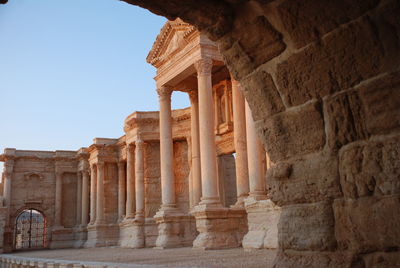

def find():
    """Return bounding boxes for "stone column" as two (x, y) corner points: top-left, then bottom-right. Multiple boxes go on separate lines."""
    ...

(117, 162), (126, 220)
(157, 86), (176, 210)
(126, 144), (136, 219)
(195, 58), (220, 205)
(231, 78), (249, 206)
(81, 170), (89, 225)
(54, 171), (63, 227)
(192, 59), (243, 249)
(89, 164), (97, 224)
(95, 162), (105, 224)
(135, 139), (145, 220)
(3, 162), (13, 209)
(76, 172), (82, 226)
(188, 90), (202, 207)
(245, 101), (267, 199)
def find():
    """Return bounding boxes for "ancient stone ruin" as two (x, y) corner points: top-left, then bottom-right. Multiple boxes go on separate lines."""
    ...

(0, 0), (399, 267)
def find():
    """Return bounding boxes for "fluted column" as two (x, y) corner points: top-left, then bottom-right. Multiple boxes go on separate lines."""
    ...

(188, 90), (202, 206)
(81, 170), (89, 225)
(135, 139), (145, 220)
(117, 161), (126, 220)
(245, 101), (267, 199)
(89, 164), (97, 224)
(54, 171), (63, 227)
(231, 78), (250, 206)
(76, 172), (82, 226)
(95, 162), (105, 224)
(157, 86), (176, 210)
(126, 144), (136, 219)
(195, 58), (220, 205)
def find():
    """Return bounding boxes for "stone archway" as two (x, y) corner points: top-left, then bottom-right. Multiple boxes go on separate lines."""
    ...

(120, 1), (400, 266)
(14, 208), (47, 250)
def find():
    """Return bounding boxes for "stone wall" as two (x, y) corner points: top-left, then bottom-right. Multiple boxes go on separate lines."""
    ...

(144, 142), (161, 218)
(10, 157), (57, 247)
(61, 172), (78, 228)
(122, 0), (400, 266)
(173, 140), (190, 214)
(104, 163), (118, 224)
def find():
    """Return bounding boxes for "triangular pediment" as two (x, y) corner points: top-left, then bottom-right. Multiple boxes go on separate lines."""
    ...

(146, 18), (197, 66)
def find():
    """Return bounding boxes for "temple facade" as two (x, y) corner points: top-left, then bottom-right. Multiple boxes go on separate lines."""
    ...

(0, 19), (280, 252)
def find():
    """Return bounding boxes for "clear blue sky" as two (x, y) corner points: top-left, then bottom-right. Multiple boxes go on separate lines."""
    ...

(0, 0), (190, 172)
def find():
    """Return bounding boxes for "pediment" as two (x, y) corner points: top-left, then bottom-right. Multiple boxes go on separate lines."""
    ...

(146, 18), (197, 67)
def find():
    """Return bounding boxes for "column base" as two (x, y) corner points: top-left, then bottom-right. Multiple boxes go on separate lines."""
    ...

(119, 218), (145, 248)
(84, 223), (119, 248)
(191, 203), (247, 250)
(154, 208), (196, 249)
(49, 227), (75, 249)
(242, 198), (281, 249)
(73, 225), (88, 248)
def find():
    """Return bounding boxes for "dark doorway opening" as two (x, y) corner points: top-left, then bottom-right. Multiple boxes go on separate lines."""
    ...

(14, 209), (46, 250)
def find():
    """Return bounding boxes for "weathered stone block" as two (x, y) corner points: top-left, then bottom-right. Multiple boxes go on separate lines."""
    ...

(241, 70), (285, 121)
(325, 90), (368, 151)
(268, 152), (342, 206)
(339, 135), (400, 199)
(276, 0), (379, 48)
(361, 251), (400, 268)
(278, 201), (336, 251)
(276, 16), (395, 107)
(359, 71), (400, 135)
(256, 101), (325, 162)
(274, 250), (349, 268)
(220, 13), (285, 80)
(242, 198), (280, 249)
(333, 195), (400, 253)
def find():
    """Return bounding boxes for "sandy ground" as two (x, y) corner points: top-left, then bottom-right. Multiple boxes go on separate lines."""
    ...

(9, 247), (277, 267)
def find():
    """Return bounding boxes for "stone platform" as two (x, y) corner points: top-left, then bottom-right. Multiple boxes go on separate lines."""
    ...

(0, 247), (277, 267)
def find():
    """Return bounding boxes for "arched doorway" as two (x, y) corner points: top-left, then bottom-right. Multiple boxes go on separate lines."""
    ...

(14, 209), (46, 250)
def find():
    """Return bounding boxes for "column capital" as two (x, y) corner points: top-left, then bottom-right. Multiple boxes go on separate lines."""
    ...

(3, 163), (13, 176)
(195, 58), (213, 76)
(157, 86), (173, 101)
(127, 143), (135, 152)
(117, 161), (125, 169)
(135, 138), (144, 148)
(188, 90), (198, 103)
(55, 170), (63, 177)
(97, 161), (104, 168)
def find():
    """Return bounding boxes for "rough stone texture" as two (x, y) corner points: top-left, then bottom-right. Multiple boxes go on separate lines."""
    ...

(220, 10), (286, 80)
(241, 70), (285, 121)
(325, 90), (368, 151)
(242, 198), (280, 249)
(278, 201), (336, 251)
(256, 101), (325, 162)
(276, 0), (379, 48)
(359, 71), (400, 135)
(360, 251), (400, 268)
(339, 135), (400, 199)
(273, 250), (349, 268)
(334, 195), (400, 254)
(123, 0), (235, 41)
(268, 152), (342, 206)
(276, 15), (399, 107)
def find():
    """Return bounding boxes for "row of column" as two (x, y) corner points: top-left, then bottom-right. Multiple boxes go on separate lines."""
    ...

(156, 57), (266, 212)
(86, 139), (145, 226)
